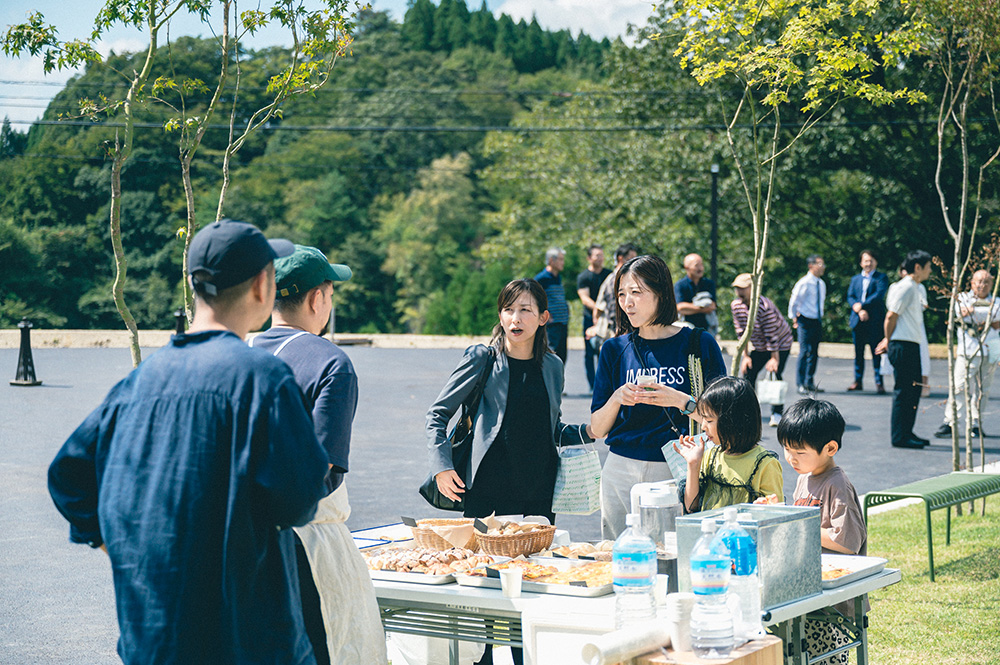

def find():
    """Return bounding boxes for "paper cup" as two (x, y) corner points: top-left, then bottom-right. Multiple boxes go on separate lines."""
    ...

(654, 574), (670, 606)
(636, 374), (658, 390)
(500, 568), (522, 598)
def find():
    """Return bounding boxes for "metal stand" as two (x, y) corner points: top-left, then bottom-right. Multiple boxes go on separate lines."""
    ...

(10, 318), (42, 386)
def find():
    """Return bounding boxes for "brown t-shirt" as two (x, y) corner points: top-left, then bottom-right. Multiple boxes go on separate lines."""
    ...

(793, 465), (867, 556)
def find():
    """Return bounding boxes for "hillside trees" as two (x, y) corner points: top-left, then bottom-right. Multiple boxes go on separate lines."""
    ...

(3, 0), (359, 364)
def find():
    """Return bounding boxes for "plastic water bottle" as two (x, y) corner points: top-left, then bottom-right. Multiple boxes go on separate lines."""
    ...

(689, 519), (734, 658)
(612, 513), (657, 629)
(717, 506), (763, 641)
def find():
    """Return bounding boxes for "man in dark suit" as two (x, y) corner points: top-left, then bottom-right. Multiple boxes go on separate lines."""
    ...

(847, 249), (889, 393)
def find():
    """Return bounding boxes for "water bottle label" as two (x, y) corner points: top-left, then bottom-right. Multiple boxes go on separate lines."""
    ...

(613, 551), (655, 587)
(690, 556), (730, 595)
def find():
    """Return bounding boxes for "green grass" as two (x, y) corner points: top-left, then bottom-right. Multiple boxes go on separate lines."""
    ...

(866, 494), (1000, 665)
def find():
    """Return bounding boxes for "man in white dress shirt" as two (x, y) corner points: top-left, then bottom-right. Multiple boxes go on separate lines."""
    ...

(935, 269), (1000, 439)
(876, 250), (933, 449)
(788, 254), (827, 394)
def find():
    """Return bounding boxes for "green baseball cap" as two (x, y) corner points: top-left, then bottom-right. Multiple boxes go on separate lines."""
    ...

(274, 245), (352, 299)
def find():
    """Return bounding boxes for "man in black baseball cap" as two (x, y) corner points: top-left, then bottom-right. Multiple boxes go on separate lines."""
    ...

(189, 219), (295, 298)
(251, 246), (386, 664)
(49, 220), (328, 664)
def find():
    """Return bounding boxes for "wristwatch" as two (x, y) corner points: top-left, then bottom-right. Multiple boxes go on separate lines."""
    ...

(680, 397), (697, 415)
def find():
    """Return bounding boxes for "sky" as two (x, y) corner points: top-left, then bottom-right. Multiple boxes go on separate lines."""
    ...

(1, 0), (655, 128)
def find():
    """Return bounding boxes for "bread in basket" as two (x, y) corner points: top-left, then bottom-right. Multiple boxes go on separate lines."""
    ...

(474, 522), (556, 557)
(410, 518), (479, 551)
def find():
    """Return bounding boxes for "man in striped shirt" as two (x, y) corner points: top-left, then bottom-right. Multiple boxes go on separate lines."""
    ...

(731, 273), (794, 427)
(534, 247), (570, 364)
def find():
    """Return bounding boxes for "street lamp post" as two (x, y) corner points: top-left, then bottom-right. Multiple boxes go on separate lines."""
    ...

(710, 163), (719, 284)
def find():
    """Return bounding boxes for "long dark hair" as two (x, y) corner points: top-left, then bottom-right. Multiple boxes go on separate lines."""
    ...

(490, 279), (552, 365)
(697, 376), (762, 454)
(614, 254), (678, 336)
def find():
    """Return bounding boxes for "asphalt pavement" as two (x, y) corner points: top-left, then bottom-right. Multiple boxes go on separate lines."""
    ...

(1, 345), (998, 663)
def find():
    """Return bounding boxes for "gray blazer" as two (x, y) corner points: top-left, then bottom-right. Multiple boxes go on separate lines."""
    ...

(426, 344), (592, 487)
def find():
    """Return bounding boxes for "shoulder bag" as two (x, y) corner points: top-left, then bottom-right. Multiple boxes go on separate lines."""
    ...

(418, 347), (496, 511)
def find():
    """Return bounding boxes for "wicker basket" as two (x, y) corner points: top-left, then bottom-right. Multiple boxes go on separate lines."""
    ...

(475, 524), (557, 558)
(411, 518), (478, 551)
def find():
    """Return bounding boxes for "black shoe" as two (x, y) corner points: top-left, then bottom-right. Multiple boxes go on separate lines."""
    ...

(911, 434), (930, 445)
(892, 438), (927, 449)
(971, 426), (983, 438)
(934, 423), (952, 439)
(876, 384), (887, 395)
(847, 382), (863, 391)
(807, 384), (825, 393)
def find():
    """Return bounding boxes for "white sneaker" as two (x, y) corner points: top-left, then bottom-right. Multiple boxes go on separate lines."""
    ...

(769, 414), (782, 428)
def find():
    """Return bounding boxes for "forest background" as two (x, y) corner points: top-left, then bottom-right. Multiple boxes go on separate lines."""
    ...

(1, 0), (997, 343)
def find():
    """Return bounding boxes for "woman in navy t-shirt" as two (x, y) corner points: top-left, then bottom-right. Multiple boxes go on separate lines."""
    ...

(591, 255), (726, 538)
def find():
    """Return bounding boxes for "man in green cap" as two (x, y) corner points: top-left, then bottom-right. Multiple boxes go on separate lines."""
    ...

(250, 245), (386, 665)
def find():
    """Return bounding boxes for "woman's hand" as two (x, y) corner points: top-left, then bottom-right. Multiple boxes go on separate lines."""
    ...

(673, 434), (706, 467)
(630, 382), (687, 409)
(435, 470), (465, 502)
(615, 382), (642, 407)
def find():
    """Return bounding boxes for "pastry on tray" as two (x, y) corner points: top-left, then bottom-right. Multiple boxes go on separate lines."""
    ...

(364, 547), (494, 575)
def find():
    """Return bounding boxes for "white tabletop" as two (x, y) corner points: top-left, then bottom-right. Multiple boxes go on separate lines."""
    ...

(763, 569), (901, 624)
(373, 578), (615, 616)
(374, 568), (900, 627)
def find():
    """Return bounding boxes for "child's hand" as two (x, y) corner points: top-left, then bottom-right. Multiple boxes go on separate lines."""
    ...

(753, 494), (780, 505)
(673, 434), (705, 466)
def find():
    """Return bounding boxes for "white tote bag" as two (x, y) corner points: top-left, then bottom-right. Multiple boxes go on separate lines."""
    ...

(551, 441), (602, 515)
(756, 372), (788, 405)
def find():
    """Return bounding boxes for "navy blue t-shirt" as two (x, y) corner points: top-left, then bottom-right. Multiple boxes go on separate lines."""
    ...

(674, 276), (717, 329)
(591, 329), (726, 461)
(252, 327), (358, 493)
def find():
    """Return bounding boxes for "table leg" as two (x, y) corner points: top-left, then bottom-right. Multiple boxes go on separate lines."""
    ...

(449, 637), (460, 665)
(771, 617), (808, 665)
(855, 596), (869, 665)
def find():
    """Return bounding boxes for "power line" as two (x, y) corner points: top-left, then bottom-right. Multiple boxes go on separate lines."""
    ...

(1, 116), (952, 133)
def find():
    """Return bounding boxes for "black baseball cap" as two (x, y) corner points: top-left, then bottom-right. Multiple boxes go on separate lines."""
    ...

(188, 220), (294, 296)
(275, 245), (352, 299)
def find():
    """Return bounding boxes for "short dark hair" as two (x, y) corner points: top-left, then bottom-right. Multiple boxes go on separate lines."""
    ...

(615, 243), (638, 261)
(272, 281), (331, 314)
(587, 244), (604, 257)
(697, 376), (762, 454)
(807, 254), (823, 267)
(860, 249), (876, 262)
(613, 255), (678, 335)
(191, 264), (270, 311)
(902, 250), (932, 274)
(777, 398), (846, 453)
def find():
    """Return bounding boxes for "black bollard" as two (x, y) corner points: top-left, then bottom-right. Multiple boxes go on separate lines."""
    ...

(174, 309), (186, 334)
(10, 318), (42, 386)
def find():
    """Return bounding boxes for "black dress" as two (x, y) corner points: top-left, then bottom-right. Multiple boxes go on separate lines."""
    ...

(464, 356), (557, 522)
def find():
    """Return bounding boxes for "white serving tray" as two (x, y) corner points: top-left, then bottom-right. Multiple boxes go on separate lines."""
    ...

(369, 568), (456, 585)
(455, 558), (613, 597)
(351, 522), (415, 545)
(821, 554), (888, 589)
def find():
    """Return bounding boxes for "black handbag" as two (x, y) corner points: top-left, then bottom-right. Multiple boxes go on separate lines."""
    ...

(418, 347), (496, 511)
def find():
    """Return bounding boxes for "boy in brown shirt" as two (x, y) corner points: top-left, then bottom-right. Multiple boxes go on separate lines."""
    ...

(777, 398), (867, 665)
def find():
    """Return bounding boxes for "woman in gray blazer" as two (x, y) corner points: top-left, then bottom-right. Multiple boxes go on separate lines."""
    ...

(426, 279), (594, 524)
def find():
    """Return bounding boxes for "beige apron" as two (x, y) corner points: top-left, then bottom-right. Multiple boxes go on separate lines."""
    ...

(293, 482), (388, 665)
